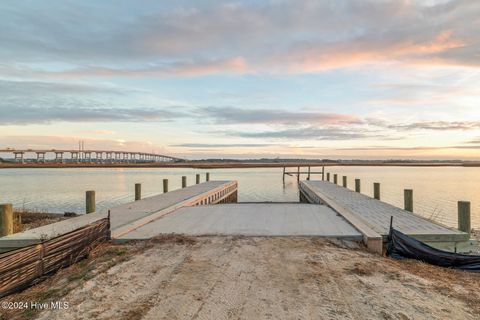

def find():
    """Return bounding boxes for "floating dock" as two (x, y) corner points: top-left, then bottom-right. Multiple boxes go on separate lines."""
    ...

(300, 180), (475, 253)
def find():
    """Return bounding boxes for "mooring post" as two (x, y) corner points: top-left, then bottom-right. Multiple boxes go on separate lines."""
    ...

(458, 201), (471, 234)
(196, 174), (200, 184)
(355, 179), (361, 193)
(327, 172), (330, 182)
(182, 176), (187, 188)
(0, 204), (14, 236)
(373, 183), (381, 200)
(135, 183), (141, 201)
(206, 172), (210, 181)
(404, 189), (413, 212)
(163, 179), (169, 193)
(86, 190), (96, 214)
(282, 167), (285, 183)
(322, 166), (325, 181)
(343, 176), (347, 188)
(333, 174), (338, 184)
(297, 166), (300, 181)
(307, 166), (311, 180)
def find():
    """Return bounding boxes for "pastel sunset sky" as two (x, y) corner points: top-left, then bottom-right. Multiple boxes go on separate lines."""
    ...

(1, 0), (479, 160)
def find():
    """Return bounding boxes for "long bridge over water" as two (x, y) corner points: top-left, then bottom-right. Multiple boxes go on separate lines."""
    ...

(0, 149), (183, 163)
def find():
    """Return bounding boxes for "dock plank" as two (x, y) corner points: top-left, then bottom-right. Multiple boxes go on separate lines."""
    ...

(300, 181), (469, 242)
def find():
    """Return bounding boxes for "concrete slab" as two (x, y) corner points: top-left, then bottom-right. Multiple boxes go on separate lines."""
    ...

(117, 203), (362, 241)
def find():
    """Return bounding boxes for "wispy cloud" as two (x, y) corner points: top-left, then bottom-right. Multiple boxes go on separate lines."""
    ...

(197, 106), (360, 125)
(227, 126), (388, 141)
(172, 143), (279, 148)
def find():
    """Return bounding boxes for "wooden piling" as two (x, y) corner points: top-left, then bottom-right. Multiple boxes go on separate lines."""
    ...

(373, 183), (380, 200)
(163, 179), (169, 193)
(342, 176), (347, 188)
(86, 191), (96, 214)
(0, 204), (13, 236)
(458, 201), (471, 234)
(135, 183), (141, 201)
(282, 167), (285, 183)
(182, 176), (187, 188)
(322, 166), (325, 181)
(355, 179), (361, 193)
(327, 173), (330, 182)
(196, 174), (200, 184)
(307, 167), (311, 180)
(206, 172), (210, 181)
(404, 189), (413, 212)
(297, 166), (300, 181)
(333, 174), (338, 184)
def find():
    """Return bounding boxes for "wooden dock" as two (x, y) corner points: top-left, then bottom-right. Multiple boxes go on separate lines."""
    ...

(117, 203), (362, 241)
(0, 181), (237, 252)
(300, 180), (475, 253)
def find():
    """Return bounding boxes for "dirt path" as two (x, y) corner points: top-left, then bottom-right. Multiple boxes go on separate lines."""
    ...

(24, 236), (479, 320)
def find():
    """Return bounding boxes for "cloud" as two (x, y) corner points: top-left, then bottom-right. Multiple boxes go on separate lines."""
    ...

(0, 0), (478, 78)
(172, 143), (279, 148)
(384, 121), (480, 131)
(227, 126), (386, 141)
(0, 79), (187, 125)
(197, 106), (360, 125)
(49, 57), (248, 78)
(0, 104), (185, 125)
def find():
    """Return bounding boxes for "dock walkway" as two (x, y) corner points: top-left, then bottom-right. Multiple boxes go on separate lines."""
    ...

(0, 181), (237, 251)
(300, 180), (474, 252)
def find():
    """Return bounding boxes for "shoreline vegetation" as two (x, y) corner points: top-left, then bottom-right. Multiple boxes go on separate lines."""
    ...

(12, 209), (73, 233)
(1, 159), (479, 169)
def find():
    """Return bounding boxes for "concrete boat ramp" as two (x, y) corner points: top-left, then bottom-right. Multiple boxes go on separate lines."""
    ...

(0, 179), (476, 254)
(119, 203), (361, 241)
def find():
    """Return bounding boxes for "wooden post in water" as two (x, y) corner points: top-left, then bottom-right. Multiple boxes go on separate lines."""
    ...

(86, 191), (96, 214)
(282, 167), (285, 183)
(355, 179), (361, 193)
(206, 172), (210, 182)
(342, 176), (347, 188)
(373, 183), (380, 200)
(0, 204), (13, 236)
(196, 174), (200, 184)
(333, 174), (338, 184)
(163, 179), (169, 193)
(322, 166), (325, 181)
(404, 189), (413, 212)
(327, 172), (330, 182)
(297, 166), (300, 181)
(307, 167), (311, 180)
(458, 201), (471, 234)
(135, 183), (141, 201)
(182, 176), (187, 188)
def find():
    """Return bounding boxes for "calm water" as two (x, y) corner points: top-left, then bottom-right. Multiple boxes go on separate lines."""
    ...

(0, 166), (478, 229)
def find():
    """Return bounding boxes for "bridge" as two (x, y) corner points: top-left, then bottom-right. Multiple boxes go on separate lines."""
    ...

(0, 148), (184, 164)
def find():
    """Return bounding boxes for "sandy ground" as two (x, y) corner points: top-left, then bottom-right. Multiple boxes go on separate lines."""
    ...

(8, 236), (473, 320)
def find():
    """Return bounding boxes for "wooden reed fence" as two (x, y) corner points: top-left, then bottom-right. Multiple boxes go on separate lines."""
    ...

(0, 216), (110, 298)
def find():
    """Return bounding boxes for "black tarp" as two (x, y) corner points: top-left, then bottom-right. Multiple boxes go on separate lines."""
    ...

(386, 221), (480, 272)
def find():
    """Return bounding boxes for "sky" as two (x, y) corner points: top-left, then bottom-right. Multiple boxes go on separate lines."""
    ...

(0, 0), (479, 160)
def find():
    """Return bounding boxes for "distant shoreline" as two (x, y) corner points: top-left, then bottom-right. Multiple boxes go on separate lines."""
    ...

(1, 161), (479, 169)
